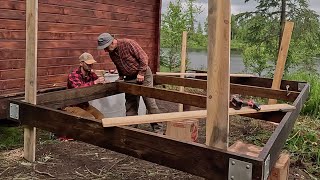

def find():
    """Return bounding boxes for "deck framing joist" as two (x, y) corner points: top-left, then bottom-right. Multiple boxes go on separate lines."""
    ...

(6, 75), (309, 180)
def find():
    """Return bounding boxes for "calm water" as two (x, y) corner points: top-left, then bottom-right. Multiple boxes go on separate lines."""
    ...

(187, 49), (320, 73)
(188, 50), (245, 73)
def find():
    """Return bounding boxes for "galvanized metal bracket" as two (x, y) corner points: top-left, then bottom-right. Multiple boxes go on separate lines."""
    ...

(228, 158), (252, 180)
(263, 154), (271, 180)
(9, 103), (19, 120)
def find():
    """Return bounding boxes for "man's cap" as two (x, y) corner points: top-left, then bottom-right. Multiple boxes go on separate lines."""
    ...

(79, 52), (97, 64)
(97, 33), (114, 50)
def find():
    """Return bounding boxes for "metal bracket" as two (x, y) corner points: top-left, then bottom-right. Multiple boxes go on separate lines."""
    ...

(298, 83), (306, 91)
(263, 154), (271, 180)
(228, 158), (252, 180)
(9, 103), (19, 120)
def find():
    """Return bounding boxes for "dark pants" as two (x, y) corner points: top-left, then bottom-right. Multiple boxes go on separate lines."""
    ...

(125, 67), (160, 128)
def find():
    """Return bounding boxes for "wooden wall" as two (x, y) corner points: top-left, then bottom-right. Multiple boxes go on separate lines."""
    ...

(0, 0), (161, 95)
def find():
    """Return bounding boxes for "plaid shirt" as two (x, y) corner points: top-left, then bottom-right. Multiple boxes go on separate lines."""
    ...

(109, 39), (148, 77)
(67, 68), (98, 89)
(67, 68), (98, 108)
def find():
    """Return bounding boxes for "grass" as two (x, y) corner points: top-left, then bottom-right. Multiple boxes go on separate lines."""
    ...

(0, 127), (23, 150)
(285, 116), (320, 177)
(286, 71), (320, 117)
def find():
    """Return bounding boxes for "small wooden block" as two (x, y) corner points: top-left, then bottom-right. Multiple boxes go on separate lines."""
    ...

(166, 119), (199, 142)
(228, 140), (262, 157)
(228, 141), (290, 180)
(268, 153), (290, 180)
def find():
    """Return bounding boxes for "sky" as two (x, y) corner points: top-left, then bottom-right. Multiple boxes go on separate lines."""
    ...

(161, 0), (320, 25)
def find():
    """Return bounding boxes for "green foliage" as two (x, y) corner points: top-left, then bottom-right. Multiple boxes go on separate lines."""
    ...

(285, 116), (320, 176)
(236, 0), (320, 76)
(286, 71), (320, 117)
(0, 127), (23, 150)
(160, 0), (205, 71)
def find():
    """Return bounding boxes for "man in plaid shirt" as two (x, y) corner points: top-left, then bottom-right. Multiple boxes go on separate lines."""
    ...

(97, 33), (163, 133)
(64, 52), (106, 120)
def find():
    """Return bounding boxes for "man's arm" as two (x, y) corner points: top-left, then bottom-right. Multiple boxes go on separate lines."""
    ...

(128, 40), (148, 76)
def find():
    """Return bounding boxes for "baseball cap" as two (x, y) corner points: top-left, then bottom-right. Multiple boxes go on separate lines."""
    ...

(79, 52), (97, 64)
(97, 33), (114, 50)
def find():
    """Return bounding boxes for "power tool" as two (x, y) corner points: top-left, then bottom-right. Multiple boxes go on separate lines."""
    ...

(230, 95), (261, 111)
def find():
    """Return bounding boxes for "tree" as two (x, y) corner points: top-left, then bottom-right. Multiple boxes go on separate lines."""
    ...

(236, 0), (320, 76)
(160, 0), (188, 71)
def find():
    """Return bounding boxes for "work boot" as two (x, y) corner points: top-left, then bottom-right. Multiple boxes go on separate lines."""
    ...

(151, 123), (164, 134)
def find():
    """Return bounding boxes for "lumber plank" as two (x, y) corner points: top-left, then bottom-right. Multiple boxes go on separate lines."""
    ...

(269, 22), (294, 104)
(24, 0), (38, 162)
(154, 75), (299, 102)
(178, 31), (187, 112)
(156, 72), (254, 77)
(206, 0), (231, 149)
(102, 104), (295, 127)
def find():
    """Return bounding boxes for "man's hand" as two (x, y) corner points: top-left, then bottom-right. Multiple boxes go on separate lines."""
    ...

(137, 74), (144, 84)
(94, 77), (107, 84)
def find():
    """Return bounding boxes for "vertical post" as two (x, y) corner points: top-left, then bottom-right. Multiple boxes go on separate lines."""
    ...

(268, 22), (294, 104)
(24, 0), (38, 162)
(178, 31), (188, 112)
(206, 0), (231, 149)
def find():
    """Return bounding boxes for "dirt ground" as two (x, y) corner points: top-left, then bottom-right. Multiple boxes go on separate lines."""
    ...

(0, 100), (314, 179)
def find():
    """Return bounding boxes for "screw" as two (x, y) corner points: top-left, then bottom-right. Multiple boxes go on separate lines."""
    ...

(231, 161), (235, 165)
(208, 95), (212, 99)
(230, 176), (235, 180)
(246, 165), (250, 169)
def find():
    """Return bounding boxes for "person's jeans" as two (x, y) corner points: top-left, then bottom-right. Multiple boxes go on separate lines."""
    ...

(125, 67), (162, 131)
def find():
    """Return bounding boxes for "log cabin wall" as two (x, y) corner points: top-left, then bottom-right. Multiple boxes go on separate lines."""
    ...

(0, 0), (161, 95)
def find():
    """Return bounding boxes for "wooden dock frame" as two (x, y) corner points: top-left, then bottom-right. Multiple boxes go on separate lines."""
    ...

(7, 76), (309, 180)
(3, 0), (309, 179)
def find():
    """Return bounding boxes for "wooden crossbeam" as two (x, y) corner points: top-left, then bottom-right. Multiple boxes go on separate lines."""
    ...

(154, 76), (299, 102)
(156, 72), (254, 77)
(102, 104), (295, 127)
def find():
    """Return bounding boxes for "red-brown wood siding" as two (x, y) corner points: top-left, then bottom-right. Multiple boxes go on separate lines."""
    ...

(0, 0), (161, 95)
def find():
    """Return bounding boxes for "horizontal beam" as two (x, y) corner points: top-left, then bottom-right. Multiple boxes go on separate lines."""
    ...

(9, 100), (264, 180)
(37, 83), (119, 109)
(118, 82), (207, 108)
(259, 84), (309, 173)
(156, 72), (255, 77)
(102, 104), (295, 127)
(154, 76), (299, 102)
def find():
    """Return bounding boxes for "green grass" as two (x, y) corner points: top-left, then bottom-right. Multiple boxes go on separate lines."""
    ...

(0, 127), (23, 150)
(285, 116), (320, 177)
(286, 71), (320, 117)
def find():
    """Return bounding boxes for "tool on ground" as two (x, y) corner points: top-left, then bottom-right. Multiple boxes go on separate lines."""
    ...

(230, 95), (261, 111)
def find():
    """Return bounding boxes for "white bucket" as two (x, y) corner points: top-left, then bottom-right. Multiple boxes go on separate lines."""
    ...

(89, 73), (146, 118)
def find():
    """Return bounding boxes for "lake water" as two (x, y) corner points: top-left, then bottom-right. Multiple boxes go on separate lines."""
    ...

(188, 50), (245, 73)
(186, 49), (320, 73)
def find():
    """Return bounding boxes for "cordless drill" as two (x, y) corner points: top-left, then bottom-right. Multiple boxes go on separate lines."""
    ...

(230, 95), (261, 111)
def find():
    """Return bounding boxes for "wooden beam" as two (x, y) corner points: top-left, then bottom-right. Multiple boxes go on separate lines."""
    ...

(154, 76), (299, 102)
(11, 100), (264, 180)
(156, 72), (254, 77)
(24, 0), (38, 162)
(118, 82), (207, 108)
(269, 22), (294, 104)
(259, 84), (309, 174)
(102, 104), (295, 127)
(206, 0), (231, 148)
(178, 31), (187, 112)
(37, 83), (119, 109)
